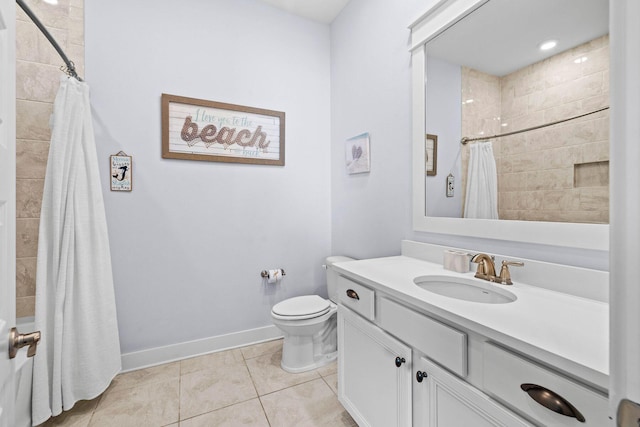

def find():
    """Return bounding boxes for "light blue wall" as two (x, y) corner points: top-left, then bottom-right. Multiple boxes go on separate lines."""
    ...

(86, 0), (333, 354)
(426, 56), (463, 218)
(330, 0), (608, 270)
(86, 0), (608, 355)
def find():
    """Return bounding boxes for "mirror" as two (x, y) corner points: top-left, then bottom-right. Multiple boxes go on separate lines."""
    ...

(410, 0), (609, 250)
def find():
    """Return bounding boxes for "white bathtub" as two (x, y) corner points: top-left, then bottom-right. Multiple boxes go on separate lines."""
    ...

(15, 317), (34, 427)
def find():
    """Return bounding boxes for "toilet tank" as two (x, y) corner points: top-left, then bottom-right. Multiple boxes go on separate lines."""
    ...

(325, 256), (355, 302)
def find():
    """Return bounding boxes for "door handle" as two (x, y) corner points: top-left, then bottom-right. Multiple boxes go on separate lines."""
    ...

(9, 327), (41, 359)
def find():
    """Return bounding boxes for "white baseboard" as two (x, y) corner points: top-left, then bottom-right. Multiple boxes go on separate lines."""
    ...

(120, 325), (283, 372)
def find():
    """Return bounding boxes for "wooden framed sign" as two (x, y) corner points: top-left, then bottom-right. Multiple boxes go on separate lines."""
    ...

(161, 94), (285, 165)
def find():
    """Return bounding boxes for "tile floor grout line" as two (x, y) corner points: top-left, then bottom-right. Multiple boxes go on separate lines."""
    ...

(257, 394), (273, 427)
(257, 375), (326, 398)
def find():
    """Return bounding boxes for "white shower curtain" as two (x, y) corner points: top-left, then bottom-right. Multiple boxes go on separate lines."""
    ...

(32, 77), (121, 425)
(463, 141), (499, 219)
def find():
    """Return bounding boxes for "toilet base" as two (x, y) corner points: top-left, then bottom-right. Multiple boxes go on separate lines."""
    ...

(281, 350), (337, 373)
(275, 310), (337, 373)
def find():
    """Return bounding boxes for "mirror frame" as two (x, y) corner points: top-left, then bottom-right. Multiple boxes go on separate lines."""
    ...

(409, 0), (608, 251)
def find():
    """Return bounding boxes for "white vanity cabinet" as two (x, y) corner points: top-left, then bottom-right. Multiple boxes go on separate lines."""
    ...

(337, 304), (412, 427)
(336, 274), (609, 427)
(413, 356), (533, 427)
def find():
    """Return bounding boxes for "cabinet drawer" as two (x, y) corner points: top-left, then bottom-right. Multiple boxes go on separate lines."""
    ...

(337, 276), (375, 321)
(483, 343), (609, 427)
(378, 297), (467, 377)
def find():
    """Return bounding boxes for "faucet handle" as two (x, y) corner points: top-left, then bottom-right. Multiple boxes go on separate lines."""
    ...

(498, 260), (524, 285)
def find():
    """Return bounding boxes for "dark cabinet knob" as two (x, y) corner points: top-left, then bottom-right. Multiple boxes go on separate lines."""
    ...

(416, 371), (428, 382)
(395, 357), (406, 367)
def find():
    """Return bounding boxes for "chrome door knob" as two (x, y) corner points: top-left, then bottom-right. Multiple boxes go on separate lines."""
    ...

(9, 327), (41, 359)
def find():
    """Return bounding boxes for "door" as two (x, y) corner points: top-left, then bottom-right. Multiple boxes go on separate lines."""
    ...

(337, 305), (412, 427)
(0, 0), (16, 426)
(610, 0), (640, 425)
(413, 356), (532, 427)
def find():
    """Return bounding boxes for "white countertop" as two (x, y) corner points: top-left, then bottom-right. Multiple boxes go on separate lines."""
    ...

(334, 255), (609, 391)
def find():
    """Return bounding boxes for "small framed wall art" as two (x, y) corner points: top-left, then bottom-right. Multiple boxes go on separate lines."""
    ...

(110, 151), (132, 191)
(425, 134), (438, 176)
(345, 132), (370, 174)
(161, 94), (285, 166)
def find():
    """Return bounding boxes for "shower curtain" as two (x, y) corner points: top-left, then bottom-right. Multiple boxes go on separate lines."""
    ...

(32, 77), (121, 425)
(463, 141), (499, 219)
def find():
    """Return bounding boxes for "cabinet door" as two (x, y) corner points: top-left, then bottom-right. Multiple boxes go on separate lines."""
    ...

(414, 356), (532, 427)
(338, 305), (412, 427)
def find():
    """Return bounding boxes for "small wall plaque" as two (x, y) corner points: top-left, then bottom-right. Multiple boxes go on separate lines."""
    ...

(345, 132), (370, 174)
(110, 151), (132, 191)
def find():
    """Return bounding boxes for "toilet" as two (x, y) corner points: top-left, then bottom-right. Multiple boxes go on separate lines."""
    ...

(271, 256), (354, 373)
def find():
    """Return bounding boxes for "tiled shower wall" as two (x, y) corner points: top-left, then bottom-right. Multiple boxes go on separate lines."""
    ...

(15, 0), (84, 317)
(462, 35), (609, 223)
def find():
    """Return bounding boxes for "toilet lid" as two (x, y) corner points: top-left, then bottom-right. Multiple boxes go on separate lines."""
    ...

(272, 295), (331, 318)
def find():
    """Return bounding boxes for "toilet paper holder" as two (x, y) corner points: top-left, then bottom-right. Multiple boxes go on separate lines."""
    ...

(261, 269), (286, 278)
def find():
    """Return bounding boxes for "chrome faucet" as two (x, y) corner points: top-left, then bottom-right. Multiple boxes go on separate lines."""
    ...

(470, 253), (497, 281)
(471, 254), (524, 285)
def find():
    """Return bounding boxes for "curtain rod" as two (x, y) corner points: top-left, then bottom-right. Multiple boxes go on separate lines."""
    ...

(16, 0), (82, 81)
(460, 106), (609, 145)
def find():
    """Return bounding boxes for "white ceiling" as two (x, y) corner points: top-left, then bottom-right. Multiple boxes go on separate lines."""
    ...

(426, 0), (609, 76)
(255, 0), (351, 24)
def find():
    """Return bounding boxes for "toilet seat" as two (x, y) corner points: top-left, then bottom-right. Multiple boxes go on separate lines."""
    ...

(271, 295), (331, 320)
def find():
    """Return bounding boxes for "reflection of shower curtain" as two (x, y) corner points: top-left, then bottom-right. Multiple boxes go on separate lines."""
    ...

(464, 141), (499, 219)
(32, 77), (121, 425)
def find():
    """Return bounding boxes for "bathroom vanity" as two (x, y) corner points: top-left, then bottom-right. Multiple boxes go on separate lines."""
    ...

(335, 241), (609, 427)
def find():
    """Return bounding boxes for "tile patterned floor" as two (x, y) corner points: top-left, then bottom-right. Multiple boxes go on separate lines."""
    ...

(40, 339), (356, 427)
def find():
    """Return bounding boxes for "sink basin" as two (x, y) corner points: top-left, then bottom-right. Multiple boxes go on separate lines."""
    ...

(414, 275), (517, 304)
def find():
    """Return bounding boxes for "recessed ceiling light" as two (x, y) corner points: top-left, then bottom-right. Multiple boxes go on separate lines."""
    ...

(539, 40), (558, 51)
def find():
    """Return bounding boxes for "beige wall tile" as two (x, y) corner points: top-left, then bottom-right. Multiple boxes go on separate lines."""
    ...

(16, 20), (39, 62)
(579, 187), (609, 211)
(16, 296), (35, 318)
(17, 140), (50, 179)
(19, 0), (71, 30)
(36, 26), (70, 67)
(66, 43), (85, 76)
(17, 61), (61, 103)
(16, 0), (84, 316)
(16, 257), (37, 298)
(16, 178), (44, 218)
(574, 161), (609, 188)
(462, 35), (610, 224)
(16, 218), (39, 258)
(16, 100), (53, 141)
(68, 6), (84, 44)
